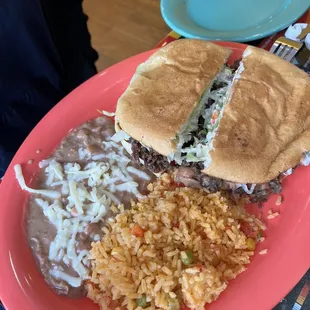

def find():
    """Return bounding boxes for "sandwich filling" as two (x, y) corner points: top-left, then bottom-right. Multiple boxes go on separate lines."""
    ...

(173, 65), (236, 167)
(118, 59), (310, 202)
(126, 61), (240, 175)
(126, 61), (239, 170)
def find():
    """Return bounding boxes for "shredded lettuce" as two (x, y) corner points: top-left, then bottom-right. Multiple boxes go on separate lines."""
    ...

(172, 89), (210, 164)
(172, 66), (235, 168)
(300, 151), (310, 166)
(283, 168), (293, 175)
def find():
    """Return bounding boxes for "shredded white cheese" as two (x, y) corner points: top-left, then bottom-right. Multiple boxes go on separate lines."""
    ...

(111, 130), (130, 142)
(127, 166), (151, 180)
(14, 165), (61, 199)
(50, 269), (82, 288)
(91, 154), (107, 161)
(238, 183), (256, 195)
(97, 109), (115, 117)
(115, 181), (139, 192)
(78, 148), (91, 161)
(39, 158), (53, 168)
(15, 138), (147, 288)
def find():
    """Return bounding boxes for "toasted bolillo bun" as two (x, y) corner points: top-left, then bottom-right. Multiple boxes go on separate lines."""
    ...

(203, 46), (310, 183)
(115, 39), (231, 156)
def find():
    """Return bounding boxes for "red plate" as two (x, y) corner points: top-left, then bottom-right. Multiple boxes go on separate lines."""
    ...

(0, 42), (310, 310)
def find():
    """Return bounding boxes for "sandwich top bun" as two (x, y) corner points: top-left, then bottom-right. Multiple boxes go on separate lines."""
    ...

(203, 46), (310, 184)
(115, 39), (231, 156)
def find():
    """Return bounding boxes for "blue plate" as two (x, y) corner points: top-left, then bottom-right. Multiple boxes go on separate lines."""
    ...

(160, 0), (310, 42)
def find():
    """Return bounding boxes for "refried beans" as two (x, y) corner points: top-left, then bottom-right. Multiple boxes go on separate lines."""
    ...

(22, 116), (155, 298)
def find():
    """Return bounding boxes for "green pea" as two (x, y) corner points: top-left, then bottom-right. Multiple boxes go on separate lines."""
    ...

(166, 294), (180, 310)
(136, 295), (147, 308)
(180, 250), (194, 265)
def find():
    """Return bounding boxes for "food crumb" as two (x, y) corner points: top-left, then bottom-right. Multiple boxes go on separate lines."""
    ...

(169, 292), (177, 298)
(36, 149), (41, 154)
(275, 195), (283, 206)
(259, 249), (268, 255)
(267, 212), (279, 220)
(254, 218), (267, 231)
(27, 159), (34, 164)
(111, 205), (118, 214)
(118, 204), (125, 213)
(259, 237), (265, 243)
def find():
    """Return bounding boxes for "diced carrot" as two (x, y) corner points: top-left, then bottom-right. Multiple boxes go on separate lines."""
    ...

(239, 220), (257, 238)
(211, 110), (219, 125)
(249, 230), (259, 238)
(172, 223), (179, 229)
(169, 181), (179, 189)
(195, 264), (203, 271)
(132, 224), (145, 237)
